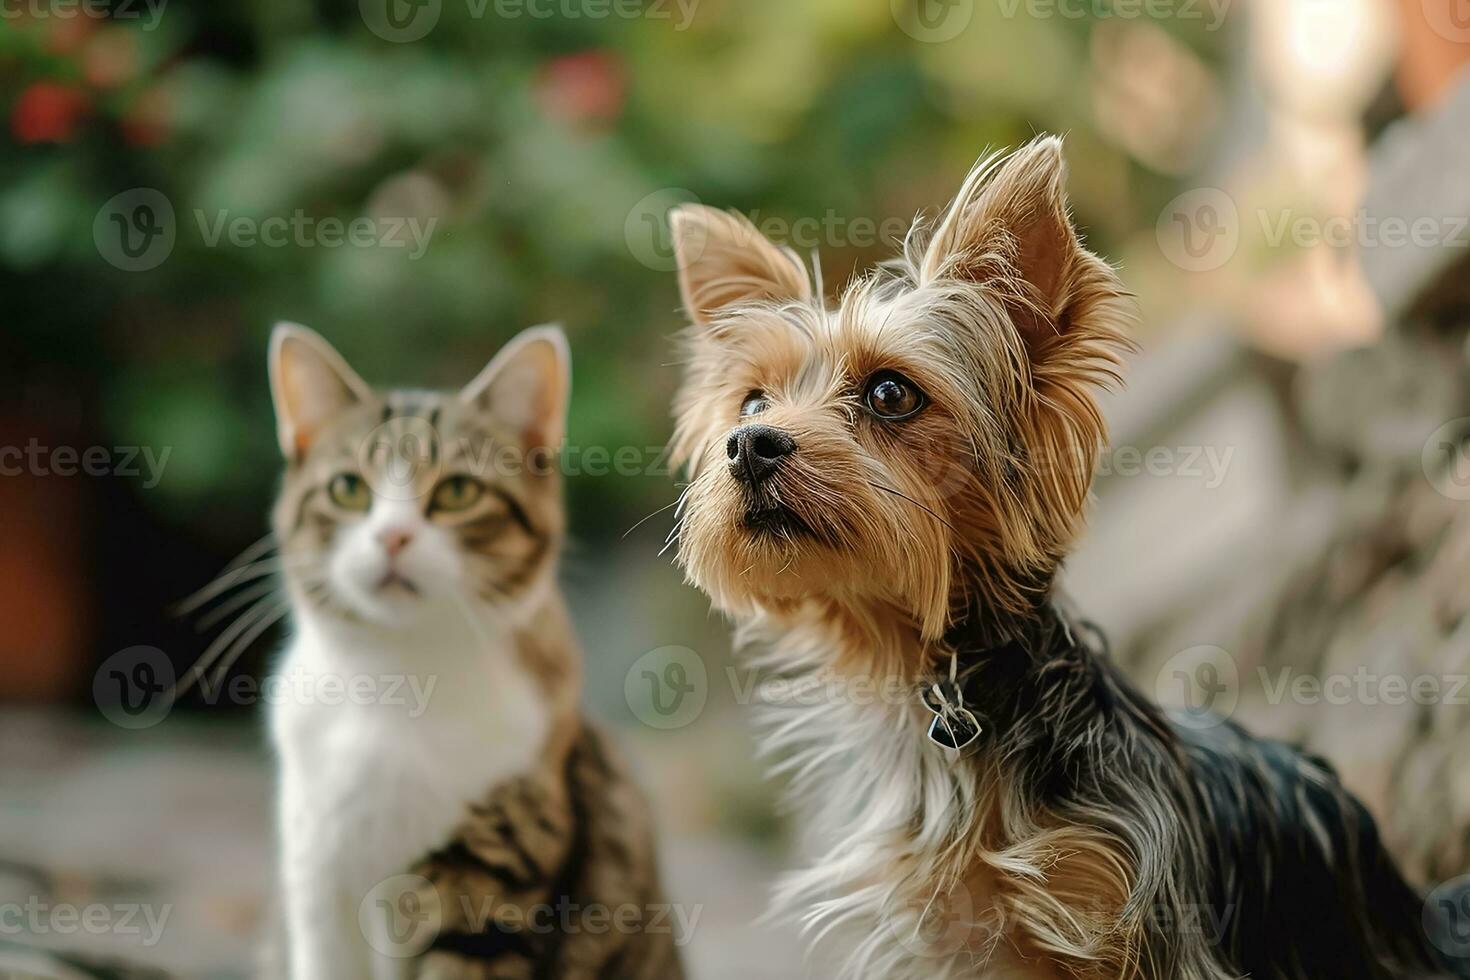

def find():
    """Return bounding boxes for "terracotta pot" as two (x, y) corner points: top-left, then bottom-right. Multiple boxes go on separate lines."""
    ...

(0, 419), (92, 701)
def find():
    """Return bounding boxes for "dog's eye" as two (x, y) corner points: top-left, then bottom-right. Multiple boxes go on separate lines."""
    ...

(865, 372), (925, 421)
(740, 391), (769, 417)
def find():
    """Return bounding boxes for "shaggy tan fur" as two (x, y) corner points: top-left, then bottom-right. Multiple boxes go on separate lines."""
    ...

(671, 138), (1134, 637)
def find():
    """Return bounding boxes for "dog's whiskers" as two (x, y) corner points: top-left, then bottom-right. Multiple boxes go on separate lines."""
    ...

(623, 498), (684, 541)
(868, 482), (958, 535)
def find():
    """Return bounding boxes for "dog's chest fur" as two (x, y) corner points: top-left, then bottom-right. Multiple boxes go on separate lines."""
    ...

(748, 614), (1055, 979)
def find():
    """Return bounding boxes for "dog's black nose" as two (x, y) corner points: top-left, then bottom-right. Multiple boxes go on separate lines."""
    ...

(727, 424), (796, 484)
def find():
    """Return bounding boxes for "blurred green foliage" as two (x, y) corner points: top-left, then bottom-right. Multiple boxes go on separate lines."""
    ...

(1, 0), (1224, 541)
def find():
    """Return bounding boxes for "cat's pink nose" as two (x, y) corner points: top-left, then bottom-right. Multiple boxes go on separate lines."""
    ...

(377, 527), (415, 558)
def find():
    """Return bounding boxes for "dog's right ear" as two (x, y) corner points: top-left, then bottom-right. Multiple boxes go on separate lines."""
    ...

(669, 205), (812, 326)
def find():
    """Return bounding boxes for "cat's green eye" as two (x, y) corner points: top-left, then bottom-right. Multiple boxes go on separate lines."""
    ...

(327, 473), (372, 511)
(431, 475), (485, 513)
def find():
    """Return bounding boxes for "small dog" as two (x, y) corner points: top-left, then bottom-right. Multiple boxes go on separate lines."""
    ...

(666, 137), (1470, 979)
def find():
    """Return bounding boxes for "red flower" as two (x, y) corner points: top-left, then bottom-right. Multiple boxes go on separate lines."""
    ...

(11, 83), (91, 145)
(535, 51), (627, 126)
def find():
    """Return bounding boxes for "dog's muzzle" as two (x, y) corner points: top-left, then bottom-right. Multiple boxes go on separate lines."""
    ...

(726, 424), (796, 487)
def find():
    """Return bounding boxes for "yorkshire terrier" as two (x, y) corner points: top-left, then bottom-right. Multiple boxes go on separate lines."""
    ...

(666, 137), (1470, 979)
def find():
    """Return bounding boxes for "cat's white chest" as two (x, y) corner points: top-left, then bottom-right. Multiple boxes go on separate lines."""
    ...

(271, 613), (550, 977)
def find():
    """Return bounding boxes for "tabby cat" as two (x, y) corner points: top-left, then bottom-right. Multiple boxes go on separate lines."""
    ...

(266, 323), (682, 980)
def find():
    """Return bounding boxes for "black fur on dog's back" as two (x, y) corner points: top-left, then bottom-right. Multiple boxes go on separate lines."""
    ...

(951, 602), (1469, 979)
(1176, 720), (1466, 979)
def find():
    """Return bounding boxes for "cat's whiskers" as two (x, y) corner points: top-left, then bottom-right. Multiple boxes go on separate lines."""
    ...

(175, 556), (326, 698)
(204, 598), (293, 691)
(173, 554), (313, 616)
(195, 579), (281, 632)
(218, 531), (280, 575)
(174, 586), (294, 697)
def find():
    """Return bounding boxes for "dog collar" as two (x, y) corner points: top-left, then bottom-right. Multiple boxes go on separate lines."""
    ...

(921, 650), (983, 753)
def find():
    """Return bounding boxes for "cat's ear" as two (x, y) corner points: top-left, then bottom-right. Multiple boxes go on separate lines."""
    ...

(920, 136), (1088, 344)
(670, 204), (812, 326)
(269, 322), (374, 461)
(460, 325), (570, 453)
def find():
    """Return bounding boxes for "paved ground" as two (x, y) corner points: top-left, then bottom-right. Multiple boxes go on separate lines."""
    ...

(0, 710), (804, 979)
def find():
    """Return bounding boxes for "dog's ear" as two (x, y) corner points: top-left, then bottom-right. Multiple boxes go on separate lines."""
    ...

(921, 136), (1095, 345)
(670, 205), (812, 326)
